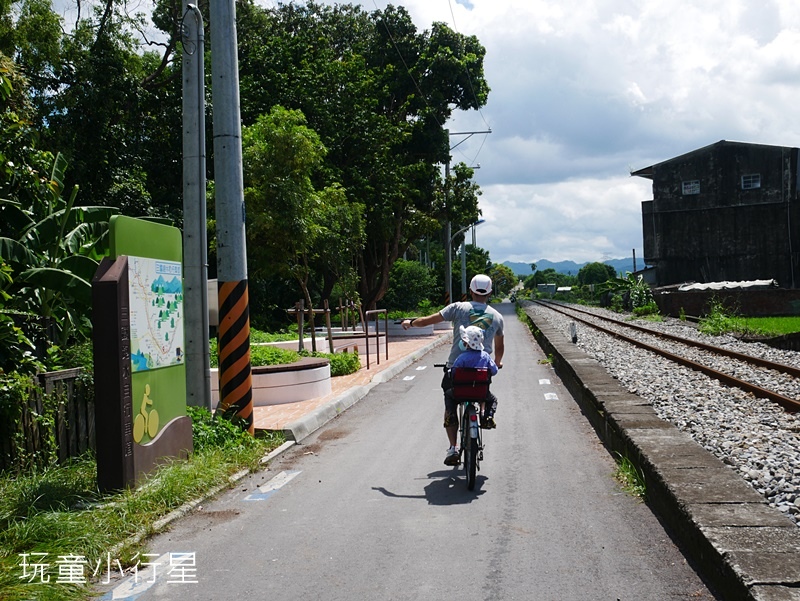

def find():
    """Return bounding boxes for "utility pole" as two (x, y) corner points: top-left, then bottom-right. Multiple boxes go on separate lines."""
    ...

(444, 129), (491, 304)
(444, 157), (452, 304)
(209, 0), (254, 433)
(181, 2), (211, 410)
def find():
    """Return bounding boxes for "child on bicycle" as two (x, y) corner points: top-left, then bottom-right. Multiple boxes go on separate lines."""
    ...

(401, 274), (504, 466)
(451, 325), (499, 430)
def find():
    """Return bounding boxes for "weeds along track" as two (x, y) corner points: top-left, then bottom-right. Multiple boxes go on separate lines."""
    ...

(533, 300), (800, 413)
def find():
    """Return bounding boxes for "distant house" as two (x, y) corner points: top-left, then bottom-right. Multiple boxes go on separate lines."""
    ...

(632, 140), (800, 289)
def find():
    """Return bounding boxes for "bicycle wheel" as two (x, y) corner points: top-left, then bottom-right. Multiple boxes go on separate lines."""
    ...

(467, 437), (479, 491)
(462, 406), (477, 490)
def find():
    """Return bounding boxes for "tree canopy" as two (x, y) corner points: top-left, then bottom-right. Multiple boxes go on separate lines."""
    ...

(577, 262), (617, 285)
(236, 1), (488, 308)
(1, 0), (491, 337)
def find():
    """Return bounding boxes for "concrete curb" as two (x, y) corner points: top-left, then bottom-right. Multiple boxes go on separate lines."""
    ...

(520, 303), (800, 601)
(283, 334), (449, 442)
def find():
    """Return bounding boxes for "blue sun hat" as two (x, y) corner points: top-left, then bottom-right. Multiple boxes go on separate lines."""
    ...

(459, 325), (484, 351)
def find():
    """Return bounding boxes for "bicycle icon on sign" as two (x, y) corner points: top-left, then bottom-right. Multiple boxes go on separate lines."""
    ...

(133, 384), (160, 443)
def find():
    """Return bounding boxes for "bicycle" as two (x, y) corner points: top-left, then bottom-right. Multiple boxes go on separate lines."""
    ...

(435, 363), (491, 491)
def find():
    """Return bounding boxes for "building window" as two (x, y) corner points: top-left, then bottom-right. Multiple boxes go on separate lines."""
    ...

(682, 180), (700, 195)
(741, 174), (761, 190)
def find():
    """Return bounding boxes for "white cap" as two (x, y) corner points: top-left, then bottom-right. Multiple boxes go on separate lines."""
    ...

(469, 274), (492, 295)
(460, 325), (484, 351)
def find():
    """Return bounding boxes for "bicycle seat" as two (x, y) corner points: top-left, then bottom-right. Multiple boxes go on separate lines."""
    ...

(451, 367), (491, 400)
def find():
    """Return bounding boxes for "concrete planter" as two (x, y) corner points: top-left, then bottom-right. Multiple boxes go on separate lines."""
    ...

(434, 321), (452, 331)
(211, 357), (331, 407)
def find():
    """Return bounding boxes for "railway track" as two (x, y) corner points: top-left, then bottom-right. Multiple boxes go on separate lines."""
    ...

(533, 300), (800, 412)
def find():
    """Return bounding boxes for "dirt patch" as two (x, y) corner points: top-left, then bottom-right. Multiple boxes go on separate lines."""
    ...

(317, 428), (350, 442)
(199, 509), (240, 523)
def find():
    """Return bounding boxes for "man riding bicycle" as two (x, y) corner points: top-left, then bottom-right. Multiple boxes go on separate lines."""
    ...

(401, 273), (504, 465)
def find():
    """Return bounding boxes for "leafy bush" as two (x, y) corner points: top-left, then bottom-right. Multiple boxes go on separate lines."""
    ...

(300, 350), (360, 377)
(45, 340), (93, 371)
(632, 302), (660, 317)
(210, 337), (359, 376)
(209, 338), (299, 368)
(187, 405), (261, 453)
(629, 278), (655, 310)
(250, 326), (299, 343)
(698, 298), (749, 336)
(250, 345), (299, 367)
(599, 273), (655, 313)
(0, 372), (61, 472)
(386, 300), (443, 321)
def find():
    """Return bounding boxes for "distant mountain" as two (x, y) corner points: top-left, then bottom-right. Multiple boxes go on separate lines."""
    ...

(503, 258), (642, 277)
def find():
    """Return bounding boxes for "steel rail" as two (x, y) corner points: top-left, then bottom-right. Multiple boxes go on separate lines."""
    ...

(533, 300), (800, 412)
(538, 301), (800, 378)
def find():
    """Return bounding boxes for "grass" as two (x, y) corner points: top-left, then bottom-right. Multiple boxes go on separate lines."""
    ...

(0, 407), (284, 601)
(738, 316), (800, 337)
(614, 453), (646, 499)
(697, 299), (800, 337)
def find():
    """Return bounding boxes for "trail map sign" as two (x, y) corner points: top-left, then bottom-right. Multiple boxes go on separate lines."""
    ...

(93, 216), (193, 491)
(129, 257), (185, 372)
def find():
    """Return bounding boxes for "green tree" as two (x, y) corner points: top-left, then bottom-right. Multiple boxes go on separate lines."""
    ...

(488, 263), (517, 298)
(242, 105), (364, 327)
(236, 1), (489, 309)
(523, 268), (577, 292)
(383, 259), (439, 311)
(3, 0), (184, 221)
(577, 262), (616, 285)
(463, 244), (491, 283)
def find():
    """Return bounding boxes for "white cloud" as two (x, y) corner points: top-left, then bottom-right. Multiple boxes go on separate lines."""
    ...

(478, 176), (651, 263)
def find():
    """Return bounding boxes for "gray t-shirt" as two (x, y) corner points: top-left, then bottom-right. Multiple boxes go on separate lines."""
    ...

(440, 301), (504, 366)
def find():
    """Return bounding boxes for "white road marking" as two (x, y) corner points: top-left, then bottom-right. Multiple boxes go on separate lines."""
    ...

(103, 552), (170, 599)
(243, 470), (302, 501)
(539, 379), (551, 385)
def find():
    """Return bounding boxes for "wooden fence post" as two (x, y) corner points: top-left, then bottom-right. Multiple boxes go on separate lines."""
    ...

(324, 299), (334, 353)
(296, 300), (305, 351)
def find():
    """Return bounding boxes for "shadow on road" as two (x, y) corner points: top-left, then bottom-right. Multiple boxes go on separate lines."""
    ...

(372, 470), (487, 505)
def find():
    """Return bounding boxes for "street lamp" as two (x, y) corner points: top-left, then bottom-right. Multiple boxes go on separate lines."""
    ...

(446, 219), (485, 302)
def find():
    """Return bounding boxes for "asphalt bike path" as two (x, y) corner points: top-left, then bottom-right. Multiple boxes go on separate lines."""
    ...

(96, 302), (718, 600)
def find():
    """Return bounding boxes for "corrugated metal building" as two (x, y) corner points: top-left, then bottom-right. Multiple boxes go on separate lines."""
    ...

(632, 140), (800, 289)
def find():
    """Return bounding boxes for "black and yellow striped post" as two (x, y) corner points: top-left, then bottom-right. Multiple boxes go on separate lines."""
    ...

(216, 281), (253, 434)
(209, 0), (253, 433)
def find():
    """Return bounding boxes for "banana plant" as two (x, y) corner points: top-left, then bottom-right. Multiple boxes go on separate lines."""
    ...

(597, 272), (655, 311)
(0, 152), (118, 349)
